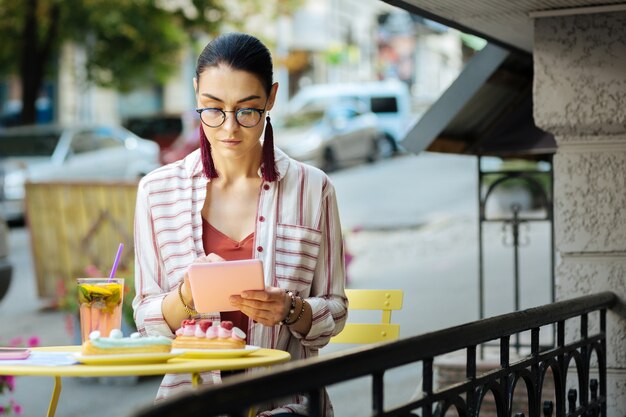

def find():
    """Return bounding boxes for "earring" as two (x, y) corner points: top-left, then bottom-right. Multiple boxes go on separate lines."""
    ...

(262, 113), (277, 182)
(199, 125), (218, 179)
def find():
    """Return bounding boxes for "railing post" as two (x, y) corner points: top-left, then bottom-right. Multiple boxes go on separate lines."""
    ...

(580, 314), (588, 339)
(531, 328), (540, 417)
(466, 346), (477, 417)
(531, 328), (539, 356)
(308, 388), (322, 417)
(568, 388), (577, 416)
(373, 371), (384, 415)
(423, 358), (433, 417)
(556, 320), (566, 417)
(499, 337), (510, 417)
(542, 400), (553, 417)
(500, 336), (510, 368)
(579, 314), (589, 410)
(599, 309), (607, 417)
(589, 379), (599, 417)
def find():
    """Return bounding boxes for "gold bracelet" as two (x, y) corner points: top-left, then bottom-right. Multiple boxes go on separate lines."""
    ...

(178, 282), (198, 317)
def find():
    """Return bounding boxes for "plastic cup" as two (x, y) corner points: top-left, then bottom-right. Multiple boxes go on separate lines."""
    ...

(77, 278), (124, 343)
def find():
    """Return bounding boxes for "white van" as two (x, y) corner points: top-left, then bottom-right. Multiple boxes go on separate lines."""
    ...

(287, 79), (412, 155)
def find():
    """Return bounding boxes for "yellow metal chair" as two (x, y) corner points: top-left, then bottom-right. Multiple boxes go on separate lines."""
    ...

(331, 289), (404, 344)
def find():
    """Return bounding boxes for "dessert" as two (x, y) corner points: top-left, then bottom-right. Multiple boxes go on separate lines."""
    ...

(81, 329), (172, 355)
(172, 319), (247, 349)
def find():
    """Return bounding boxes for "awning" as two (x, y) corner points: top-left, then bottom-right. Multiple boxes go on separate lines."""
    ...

(402, 43), (556, 160)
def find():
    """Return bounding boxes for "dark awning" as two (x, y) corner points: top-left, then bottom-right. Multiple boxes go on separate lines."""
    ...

(402, 43), (556, 160)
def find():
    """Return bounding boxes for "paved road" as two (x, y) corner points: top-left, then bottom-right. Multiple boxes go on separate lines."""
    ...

(330, 152), (479, 230)
(0, 152), (553, 416)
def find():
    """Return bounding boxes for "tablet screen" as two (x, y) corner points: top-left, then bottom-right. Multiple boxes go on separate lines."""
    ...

(187, 259), (265, 313)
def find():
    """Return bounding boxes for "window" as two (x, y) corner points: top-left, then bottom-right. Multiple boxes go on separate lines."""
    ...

(70, 130), (121, 155)
(0, 132), (61, 157)
(370, 97), (398, 113)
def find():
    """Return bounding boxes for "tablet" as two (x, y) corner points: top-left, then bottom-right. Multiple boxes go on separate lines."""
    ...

(187, 259), (265, 313)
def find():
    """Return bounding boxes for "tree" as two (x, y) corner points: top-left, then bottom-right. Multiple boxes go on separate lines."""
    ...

(0, 0), (225, 125)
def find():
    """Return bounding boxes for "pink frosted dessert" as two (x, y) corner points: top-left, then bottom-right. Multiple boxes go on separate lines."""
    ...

(172, 319), (246, 349)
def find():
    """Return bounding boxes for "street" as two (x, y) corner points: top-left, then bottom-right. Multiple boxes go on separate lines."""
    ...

(0, 152), (553, 416)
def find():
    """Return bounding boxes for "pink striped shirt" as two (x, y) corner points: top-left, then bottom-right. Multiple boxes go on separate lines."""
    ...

(132, 148), (347, 416)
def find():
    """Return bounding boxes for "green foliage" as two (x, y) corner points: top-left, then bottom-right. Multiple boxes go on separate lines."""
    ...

(0, 1), (27, 76)
(0, 0), (224, 90)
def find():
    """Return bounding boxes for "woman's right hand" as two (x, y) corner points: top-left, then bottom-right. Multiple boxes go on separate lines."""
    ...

(181, 253), (226, 306)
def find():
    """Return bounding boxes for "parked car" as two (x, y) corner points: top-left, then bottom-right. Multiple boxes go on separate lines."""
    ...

(0, 213), (11, 303)
(274, 104), (386, 172)
(287, 79), (413, 155)
(0, 124), (160, 221)
(123, 113), (207, 165)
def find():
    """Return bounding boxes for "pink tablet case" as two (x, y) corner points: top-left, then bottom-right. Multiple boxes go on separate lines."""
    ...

(0, 348), (31, 360)
(187, 259), (265, 312)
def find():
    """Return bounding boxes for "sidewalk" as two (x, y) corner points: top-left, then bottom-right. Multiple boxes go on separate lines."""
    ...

(0, 228), (161, 417)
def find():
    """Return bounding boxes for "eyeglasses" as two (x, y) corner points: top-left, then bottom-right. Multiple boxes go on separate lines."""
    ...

(195, 107), (266, 128)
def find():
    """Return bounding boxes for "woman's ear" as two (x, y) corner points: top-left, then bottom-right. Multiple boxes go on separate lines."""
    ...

(266, 82), (279, 111)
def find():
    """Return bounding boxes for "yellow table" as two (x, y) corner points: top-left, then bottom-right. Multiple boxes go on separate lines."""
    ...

(0, 346), (290, 417)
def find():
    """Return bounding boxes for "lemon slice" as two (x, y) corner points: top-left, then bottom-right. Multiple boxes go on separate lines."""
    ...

(80, 284), (113, 296)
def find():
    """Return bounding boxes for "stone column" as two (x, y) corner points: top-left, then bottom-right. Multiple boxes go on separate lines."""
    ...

(533, 12), (626, 417)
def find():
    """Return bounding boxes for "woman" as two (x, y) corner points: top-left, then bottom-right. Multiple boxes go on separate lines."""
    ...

(132, 32), (347, 416)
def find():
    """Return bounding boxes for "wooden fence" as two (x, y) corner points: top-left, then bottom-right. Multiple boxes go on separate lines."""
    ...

(25, 181), (138, 300)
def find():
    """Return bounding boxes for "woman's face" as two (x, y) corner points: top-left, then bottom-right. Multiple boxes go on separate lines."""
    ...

(195, 64), (277, 162)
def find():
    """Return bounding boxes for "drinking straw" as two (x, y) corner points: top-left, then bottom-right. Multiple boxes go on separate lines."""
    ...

(108, 243), (124, 280)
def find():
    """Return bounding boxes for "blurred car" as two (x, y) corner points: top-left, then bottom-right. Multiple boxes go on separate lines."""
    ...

(288, 79), (412, 155)
(274, 104), (387, 172)
(0, 212), (11, 303)
(0, 124), (160, 221)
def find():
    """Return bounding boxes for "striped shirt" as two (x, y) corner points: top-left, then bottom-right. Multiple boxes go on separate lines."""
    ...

(132, 147), (347, 416)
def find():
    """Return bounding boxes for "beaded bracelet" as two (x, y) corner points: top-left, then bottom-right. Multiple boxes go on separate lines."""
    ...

(279, 290), (297, 325)
(178, 282), (198, 317)
(290, 298), (307, 325)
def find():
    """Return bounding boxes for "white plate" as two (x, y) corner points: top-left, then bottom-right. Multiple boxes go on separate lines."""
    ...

(73, 352), (181, 365)
(172, 345), (261, 359)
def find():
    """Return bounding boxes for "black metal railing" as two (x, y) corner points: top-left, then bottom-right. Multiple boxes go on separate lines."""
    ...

(133, 291), (616, 417)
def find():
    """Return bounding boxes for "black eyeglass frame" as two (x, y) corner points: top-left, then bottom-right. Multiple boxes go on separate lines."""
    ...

(195, 107), (266, 128)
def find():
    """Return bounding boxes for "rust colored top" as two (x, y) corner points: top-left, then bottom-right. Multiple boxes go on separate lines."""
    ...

(202, 218), (254, 332)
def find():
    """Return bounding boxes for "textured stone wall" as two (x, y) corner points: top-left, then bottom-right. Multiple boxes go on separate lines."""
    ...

(554, 146), (626, 253)
(534, 11), (626, 416)
(534, 14), (626, 136)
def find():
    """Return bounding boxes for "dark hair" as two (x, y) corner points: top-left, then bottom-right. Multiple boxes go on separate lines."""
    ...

(196, 32), (278, 181)
(196, 32), (273, 95)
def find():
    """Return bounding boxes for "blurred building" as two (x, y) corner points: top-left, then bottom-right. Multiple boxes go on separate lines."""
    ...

(273, 0), (468, 116)
(0, 0), (469, 127)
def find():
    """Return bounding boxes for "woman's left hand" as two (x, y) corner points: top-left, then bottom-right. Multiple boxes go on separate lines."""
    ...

(230, 287), (290, 327)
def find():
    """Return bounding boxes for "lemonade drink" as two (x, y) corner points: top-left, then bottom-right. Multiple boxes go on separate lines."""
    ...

(77, 278), (124, 343)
